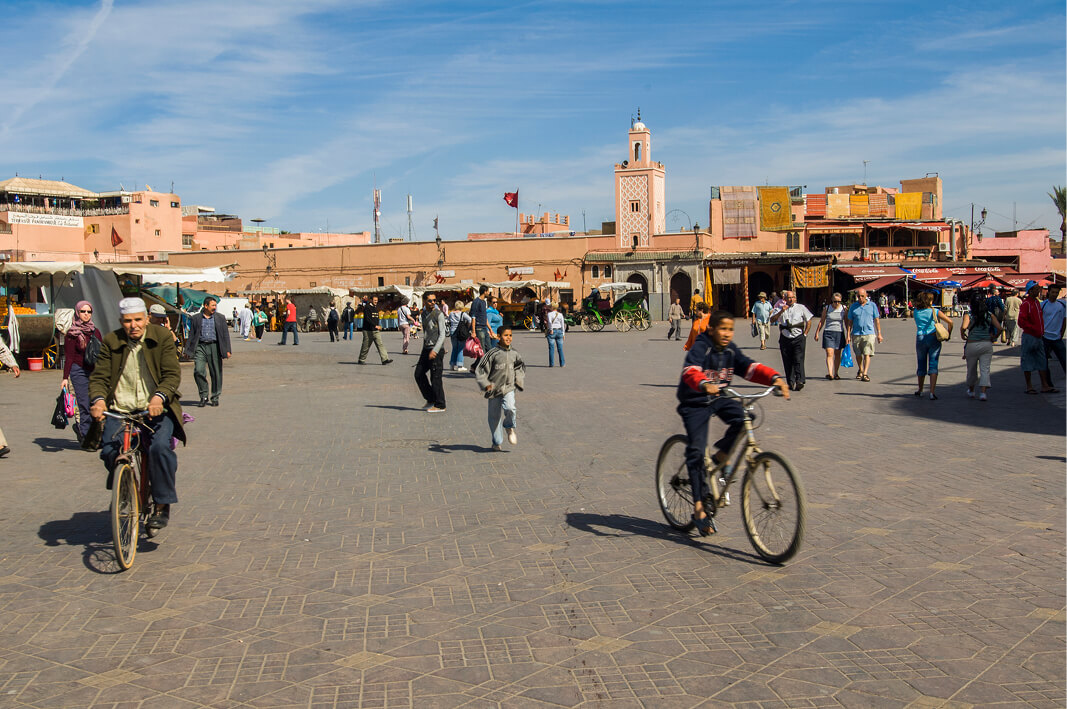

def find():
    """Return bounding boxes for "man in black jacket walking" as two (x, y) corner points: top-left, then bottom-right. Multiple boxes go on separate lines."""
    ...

(184, 296), (231, 407)
(341, 301), (356, 340)
(358, 296), (393, 365)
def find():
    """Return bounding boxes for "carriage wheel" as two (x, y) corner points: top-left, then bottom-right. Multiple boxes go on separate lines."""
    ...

(614, 312), (632, 332)
(43, 343), (60, 369)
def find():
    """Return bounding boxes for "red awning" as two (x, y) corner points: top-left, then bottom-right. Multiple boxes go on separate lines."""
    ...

(860, 274), (907, 290)
(865, 222), (951, 231)
(997, 272), (1052, 288)
(860, 275), (930, 292)
(836, 265), (908, 282)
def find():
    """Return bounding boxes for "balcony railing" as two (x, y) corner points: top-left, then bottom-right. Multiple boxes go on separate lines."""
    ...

(0, 203), (130, 217)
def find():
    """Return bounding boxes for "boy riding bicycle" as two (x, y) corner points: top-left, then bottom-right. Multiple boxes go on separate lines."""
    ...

(677, 310), (789, 535)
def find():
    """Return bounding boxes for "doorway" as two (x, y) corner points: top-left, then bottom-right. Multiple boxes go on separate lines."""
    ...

(669, 272), (692, 313)
(748, 270), (774, 305)
(626, 273), (649, 301)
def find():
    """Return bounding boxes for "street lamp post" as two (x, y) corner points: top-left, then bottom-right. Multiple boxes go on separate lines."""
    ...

(970, 204), (987, 239)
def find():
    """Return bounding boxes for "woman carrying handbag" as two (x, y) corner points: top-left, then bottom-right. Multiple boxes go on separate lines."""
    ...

(61, 300), (102, 443)
(961, 291), (1001, 401)
(911, 292), (953, 399)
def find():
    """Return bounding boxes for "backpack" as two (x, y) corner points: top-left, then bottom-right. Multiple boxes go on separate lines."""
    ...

(453, 315), (471, 342)
(83, 335), (101, 367)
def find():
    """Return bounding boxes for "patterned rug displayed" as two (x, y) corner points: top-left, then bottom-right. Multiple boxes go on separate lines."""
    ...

(757, 186), (792, 231)
(868, 193), (889, 216)
(805, 193), (826, 217)
(721, 186), (757, 238)
(791, 263), (830, 288)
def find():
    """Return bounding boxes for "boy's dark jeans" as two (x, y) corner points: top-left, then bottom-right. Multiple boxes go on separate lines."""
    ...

(677, 398), (745, 506)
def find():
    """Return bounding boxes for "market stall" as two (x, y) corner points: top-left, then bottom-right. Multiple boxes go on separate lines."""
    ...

(0, 262), (84, 370)
(476, 280), (547, 327)
(348, 285), (416, 329)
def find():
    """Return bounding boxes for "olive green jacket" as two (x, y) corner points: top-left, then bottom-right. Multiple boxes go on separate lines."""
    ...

(88, 323), (186, 442)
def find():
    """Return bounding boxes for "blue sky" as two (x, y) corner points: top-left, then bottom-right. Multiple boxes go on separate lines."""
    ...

(1, 0), (1064, 240)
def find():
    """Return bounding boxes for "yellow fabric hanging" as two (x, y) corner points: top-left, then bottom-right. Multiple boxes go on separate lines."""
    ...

(758, 186), (792, 231)
(790, 264), (829, 289)
(849, 194), (869, 217)
(895, 192), (922, 220)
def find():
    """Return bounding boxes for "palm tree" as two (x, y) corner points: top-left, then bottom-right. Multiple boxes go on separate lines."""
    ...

(1049, 185), (1066, 241)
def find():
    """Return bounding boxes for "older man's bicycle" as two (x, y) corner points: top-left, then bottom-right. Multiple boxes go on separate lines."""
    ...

(655, 386), (806, 564)
(103, 411), (162, 570)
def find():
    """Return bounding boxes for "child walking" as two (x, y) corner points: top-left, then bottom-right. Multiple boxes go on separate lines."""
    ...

(474, 325), (526, 451)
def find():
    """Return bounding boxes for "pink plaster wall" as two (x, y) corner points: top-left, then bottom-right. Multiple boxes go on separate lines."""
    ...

(969, 229), (1051, 272)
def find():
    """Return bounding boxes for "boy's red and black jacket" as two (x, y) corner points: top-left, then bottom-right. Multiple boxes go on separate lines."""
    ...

(676, 332), (780, 407)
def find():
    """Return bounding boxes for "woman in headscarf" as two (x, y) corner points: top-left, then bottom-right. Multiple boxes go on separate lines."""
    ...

(62, 300), (102, 443)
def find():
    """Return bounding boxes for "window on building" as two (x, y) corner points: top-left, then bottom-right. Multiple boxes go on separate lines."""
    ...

(310, 282), (317, 288)
(630, 200), (640, 213)
(603, 265), (612, 278)
(893, 229), (914, 247)
(87, 224), (99, 234)
(170, 201), (179, 208)
(786, 232), (800, 249)
(633, 142), (642, 162)
(915, 231), (937, 247)
(404, 276), (410, 286)
(592, 265), (600, 278)
(182, 234), (193, 247)
(867, 229), (889, 247)
(154, 229), (161, 236)
(149, 199), (159, 207)
(631, 234), (639, 248)
(134, 218), (140, 224)
(378, 277), (385, 287)
(809, 233), (862, 252)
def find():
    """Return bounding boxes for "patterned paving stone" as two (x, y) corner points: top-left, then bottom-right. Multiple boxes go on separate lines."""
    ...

(0, 322), (1062, 706)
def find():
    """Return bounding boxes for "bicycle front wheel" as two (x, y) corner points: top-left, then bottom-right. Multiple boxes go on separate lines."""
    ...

(655, 434), (695, 531)
(111, 464), (139, 570)
(741, 451), (805, 564)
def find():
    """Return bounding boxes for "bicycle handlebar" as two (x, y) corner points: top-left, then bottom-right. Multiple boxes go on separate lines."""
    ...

(101, 410), (150, 421)
(721, 385), (782, 401)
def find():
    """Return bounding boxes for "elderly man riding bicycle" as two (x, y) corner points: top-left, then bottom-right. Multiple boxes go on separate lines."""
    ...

(90, 297), (186, 530)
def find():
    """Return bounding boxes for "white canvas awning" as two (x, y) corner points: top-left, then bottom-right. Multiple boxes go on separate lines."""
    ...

(544, 281), (571, 289)
(479, 280), (547, 290)
(0, 261), (84, 275)
(592, 282), (641, 293)
(96, 264), (236, 284)
(348, 285), (415, 302)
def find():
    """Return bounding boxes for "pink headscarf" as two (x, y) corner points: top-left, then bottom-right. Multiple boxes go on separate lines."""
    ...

(68, 300), (97, 349)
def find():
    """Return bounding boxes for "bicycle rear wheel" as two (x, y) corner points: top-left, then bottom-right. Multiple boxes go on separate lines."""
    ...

(655, 434), (695, 531)
(110, 463), (139, 569)
(740, 451), (805, 564)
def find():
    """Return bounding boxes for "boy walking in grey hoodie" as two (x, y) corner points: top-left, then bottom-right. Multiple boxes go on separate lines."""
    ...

(474, 325), (526, 451)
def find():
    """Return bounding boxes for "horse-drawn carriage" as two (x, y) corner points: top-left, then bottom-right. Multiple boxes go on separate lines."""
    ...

(577, 282), (651, 332)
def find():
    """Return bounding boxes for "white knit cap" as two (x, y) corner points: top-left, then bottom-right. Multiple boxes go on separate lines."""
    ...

(119, 297), (147, 314)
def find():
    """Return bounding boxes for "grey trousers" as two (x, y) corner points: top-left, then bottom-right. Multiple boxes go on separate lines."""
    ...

(193, 342), (222, 402)
(359, 330), (389, 363)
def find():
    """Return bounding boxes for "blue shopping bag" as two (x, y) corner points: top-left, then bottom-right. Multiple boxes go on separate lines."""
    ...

(841, 345), (854, 368)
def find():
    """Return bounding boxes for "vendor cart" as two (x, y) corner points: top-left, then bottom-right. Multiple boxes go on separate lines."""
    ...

(0, 262), (85, 370)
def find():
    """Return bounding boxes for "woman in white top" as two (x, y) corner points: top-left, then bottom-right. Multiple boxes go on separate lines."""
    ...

(397, 300), (414, 354)
(545, 301), (566, 367)
(813, 292), (846, 380)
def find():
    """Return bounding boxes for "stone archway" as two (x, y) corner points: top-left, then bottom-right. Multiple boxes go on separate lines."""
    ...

(669, 271), (692, 312)
(626, 273), (649, 299)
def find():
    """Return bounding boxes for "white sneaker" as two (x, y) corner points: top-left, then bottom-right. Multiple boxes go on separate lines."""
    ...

(966, 389), (974, 398)
(507, 429), (517, 445)
(978, 393), (987, 401)
(455, 366), (468, 372)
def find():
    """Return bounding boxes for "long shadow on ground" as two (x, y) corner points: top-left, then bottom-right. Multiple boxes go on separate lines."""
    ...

(37, 510), (158, 574)
(565, 511), (772, 566)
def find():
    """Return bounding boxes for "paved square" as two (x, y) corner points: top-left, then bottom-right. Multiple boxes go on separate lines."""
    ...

(0, 320), (1063, 707)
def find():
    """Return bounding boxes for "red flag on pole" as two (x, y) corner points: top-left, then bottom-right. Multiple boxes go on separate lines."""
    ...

(110, 226), (123, 247)
(503, 192), (518, 208)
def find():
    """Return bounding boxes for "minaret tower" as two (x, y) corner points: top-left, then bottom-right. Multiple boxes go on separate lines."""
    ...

(614, 109), (666, 249)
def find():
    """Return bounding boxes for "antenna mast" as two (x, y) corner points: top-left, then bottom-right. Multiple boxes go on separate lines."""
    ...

(373, 188), (382, 244)
(407, 194), (416, 241)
